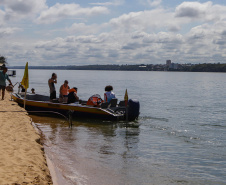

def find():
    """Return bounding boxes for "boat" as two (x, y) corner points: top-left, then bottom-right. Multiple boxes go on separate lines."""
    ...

(11, 93), (140, 121)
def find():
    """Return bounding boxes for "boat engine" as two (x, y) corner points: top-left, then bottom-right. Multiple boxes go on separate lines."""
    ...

(128, 99), (140, 121)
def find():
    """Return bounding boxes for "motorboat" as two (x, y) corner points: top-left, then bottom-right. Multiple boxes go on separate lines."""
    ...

(11, 93), (140, 121)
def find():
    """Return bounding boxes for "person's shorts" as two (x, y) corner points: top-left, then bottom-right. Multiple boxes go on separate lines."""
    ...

(0, 85), (6, 91)
(50, 91), (56, 100)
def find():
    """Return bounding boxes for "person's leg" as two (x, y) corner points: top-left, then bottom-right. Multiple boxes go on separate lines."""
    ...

(50, 91), (56, 100)
(50, 92), (54, 100)
(0, 86), (4, 100)
(0, 86), (2, 97)
(53, 91), (56, 99)
(1, 86), (6, 100)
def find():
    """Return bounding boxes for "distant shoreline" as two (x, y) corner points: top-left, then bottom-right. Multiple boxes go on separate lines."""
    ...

(8, 63), (226, 72)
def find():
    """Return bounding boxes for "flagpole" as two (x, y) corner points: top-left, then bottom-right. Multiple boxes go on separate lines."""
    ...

(124, 89), (129, 123)
(24, 88), (27, 109)
(21, 62), (29, 109)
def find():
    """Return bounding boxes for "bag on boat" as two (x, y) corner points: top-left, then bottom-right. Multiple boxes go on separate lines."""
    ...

(86, 94), (103, 106)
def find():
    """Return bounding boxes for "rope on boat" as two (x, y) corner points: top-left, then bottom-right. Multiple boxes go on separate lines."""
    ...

(0, 110), (73, 127)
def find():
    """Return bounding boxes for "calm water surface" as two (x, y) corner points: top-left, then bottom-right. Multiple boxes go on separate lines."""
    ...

(12, 70), (226, 185)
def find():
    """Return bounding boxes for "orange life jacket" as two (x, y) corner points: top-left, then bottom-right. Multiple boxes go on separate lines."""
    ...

(86, 94), (103, 106)
(61, 84), (69, 96)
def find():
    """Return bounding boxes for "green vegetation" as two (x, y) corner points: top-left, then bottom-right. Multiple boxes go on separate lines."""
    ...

(0, 55), (6, 64)
(10, 64), (155, 71)
(189, 63), (226, 72)
(8, 63), (226, 72)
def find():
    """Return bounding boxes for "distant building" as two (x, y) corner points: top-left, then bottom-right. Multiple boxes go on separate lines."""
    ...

(166, 60), (171, 66)
(169, 63), (178, 70)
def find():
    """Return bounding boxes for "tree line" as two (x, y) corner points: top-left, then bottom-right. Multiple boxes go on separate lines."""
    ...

(185, 63), (226, 72)
(2, 53), (226, 73)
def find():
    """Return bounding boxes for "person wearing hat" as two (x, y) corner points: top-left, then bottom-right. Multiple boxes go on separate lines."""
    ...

(0, 67), (12, 100)
(67, 87), (79, 104)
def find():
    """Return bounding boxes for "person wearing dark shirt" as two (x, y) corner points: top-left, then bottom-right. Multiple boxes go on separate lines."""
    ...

(67, 87), (79, 104)
(0, 67), (12, 100)
(48, 73), (57, 100)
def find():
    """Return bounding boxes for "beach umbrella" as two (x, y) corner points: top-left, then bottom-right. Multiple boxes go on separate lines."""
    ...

(21, 62), (29, 108)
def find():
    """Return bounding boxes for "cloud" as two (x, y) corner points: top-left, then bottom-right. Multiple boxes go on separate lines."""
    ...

(31, 30), (186, 65)
(175, 1), (211, 18)
(106, 1), (226, 36)
(89, 0), (124, 6)
(2, 1), (226, 65)
(147, 0), (162, 7)
(0, 27), (21, 37)
(66, 23), (101, 35)
(175, 1), (226, 22)
(36, 3), (109, 24)
(122, 42), (148, 50)
(0, 0), (47, 21)
(109, 9), (175, 33)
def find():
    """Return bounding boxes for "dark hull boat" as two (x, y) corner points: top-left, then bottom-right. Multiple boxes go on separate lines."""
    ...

(12, 93), (140, 121)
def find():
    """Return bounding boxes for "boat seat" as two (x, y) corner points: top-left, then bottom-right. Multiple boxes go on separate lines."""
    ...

(109, 98), (117, 107)
(101, 102), (109, 108)
(101, 98), (118, 108)
(118, 101), (125, 107)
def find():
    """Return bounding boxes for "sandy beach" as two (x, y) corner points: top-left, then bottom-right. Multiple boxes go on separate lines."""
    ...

(0, 91), (52, 184)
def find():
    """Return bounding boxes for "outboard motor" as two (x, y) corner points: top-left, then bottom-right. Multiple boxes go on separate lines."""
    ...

(128, 99), (140, 121)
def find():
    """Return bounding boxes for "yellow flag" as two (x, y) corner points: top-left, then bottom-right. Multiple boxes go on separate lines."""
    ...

(124, 89), (128, 106)
(21, 62), (29, 89)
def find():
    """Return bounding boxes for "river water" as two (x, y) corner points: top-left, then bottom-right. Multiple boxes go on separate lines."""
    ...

(11, 69), (226, 185)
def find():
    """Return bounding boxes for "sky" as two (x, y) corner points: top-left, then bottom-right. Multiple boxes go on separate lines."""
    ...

(1, 0), (226, 66)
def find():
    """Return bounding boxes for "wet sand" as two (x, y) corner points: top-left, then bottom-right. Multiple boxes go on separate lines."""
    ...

(0, 92), (52, 184)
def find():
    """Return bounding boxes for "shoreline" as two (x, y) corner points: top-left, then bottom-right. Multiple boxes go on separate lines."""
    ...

(33, 122), (68, 185)
(0, 91), (53, 184)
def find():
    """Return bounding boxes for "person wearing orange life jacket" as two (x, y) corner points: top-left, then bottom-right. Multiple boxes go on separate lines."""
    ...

(59, 80), (70, 103)
(104, 85), (116, 103)
(67, 87), (79, 104)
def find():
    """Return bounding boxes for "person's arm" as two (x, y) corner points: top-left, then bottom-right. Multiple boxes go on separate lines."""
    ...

(59, 85), (63, 97)
(74, 92), (79, 101)
(113, 92), (116, 98)
(8, 79), (12, 85)
(104, 93), (107, 102)
(7, 76), (12, 85)
(49, 78), (57, 83)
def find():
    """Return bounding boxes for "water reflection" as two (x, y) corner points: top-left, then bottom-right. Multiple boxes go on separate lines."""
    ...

(31, 115), (141, 185)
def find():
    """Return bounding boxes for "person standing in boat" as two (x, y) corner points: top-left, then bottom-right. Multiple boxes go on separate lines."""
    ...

(104, 85), (116, 103)
(59, 80), (70, 103)
(48, 73), (57, 100)
(0, 67), (12, 100)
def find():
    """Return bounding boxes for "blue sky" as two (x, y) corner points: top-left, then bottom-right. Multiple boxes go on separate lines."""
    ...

(1, 0), (226, 66)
